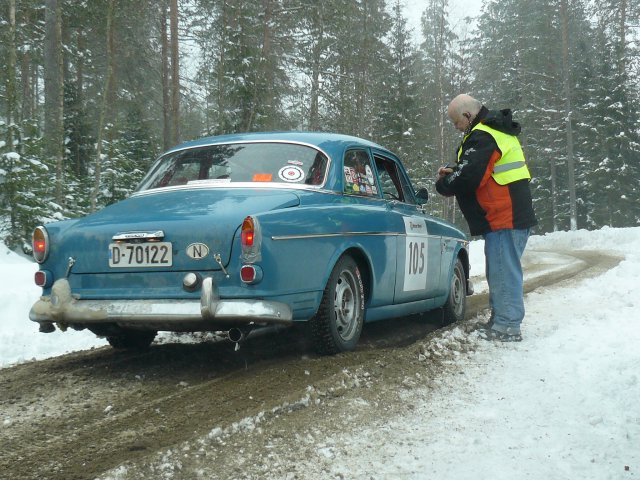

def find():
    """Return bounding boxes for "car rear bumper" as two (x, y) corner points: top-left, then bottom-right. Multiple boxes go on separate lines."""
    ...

(29, 277), (293, 330)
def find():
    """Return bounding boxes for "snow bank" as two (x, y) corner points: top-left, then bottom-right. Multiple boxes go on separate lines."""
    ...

(0, 243), (105, 367)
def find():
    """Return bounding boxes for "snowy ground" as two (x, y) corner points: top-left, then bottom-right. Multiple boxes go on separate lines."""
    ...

(2, 227), (639, 479)
(0, 244), (107, 366)
(292, 231), (640, 479)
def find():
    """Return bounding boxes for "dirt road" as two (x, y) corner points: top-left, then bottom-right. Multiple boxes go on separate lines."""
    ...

(0, 250), (620, 480)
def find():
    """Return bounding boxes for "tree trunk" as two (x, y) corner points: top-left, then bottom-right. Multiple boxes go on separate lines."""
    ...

(170, 0), (180, 145)
(20, 6), (33, 124)
(217, 0), (229, 134)
(69, 29), (86, 176)
(435, 0), (446, 173)
(43, 0), (65, 205)
(161, 2), (171, 150)
(246, 0), (274, 131)
(91, 0), (115, 212)
(354, 1), (369, 136)
(560, 0), (577, 230)
(618, 0), (627, 76)
(33, 59), (39, 121)
(550, 150), (558, 232)
(308, 4), (324, 131)
(6, 0), (17, 151)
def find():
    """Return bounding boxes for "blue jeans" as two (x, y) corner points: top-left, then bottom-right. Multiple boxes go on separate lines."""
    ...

(483, 228), (530, 335)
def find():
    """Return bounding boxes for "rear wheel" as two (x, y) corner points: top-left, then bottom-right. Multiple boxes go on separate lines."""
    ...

(93, 327), (157, 350)
(442, 258), (466, 325)
(309, 256), (364, 355)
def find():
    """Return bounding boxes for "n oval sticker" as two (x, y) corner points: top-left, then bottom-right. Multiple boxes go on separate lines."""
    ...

(186, 243), (210, 260)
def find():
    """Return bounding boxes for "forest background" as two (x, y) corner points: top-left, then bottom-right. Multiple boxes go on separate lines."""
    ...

(0, 0), (639, 253)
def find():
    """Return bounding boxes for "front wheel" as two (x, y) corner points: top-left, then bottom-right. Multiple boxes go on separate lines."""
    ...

(309, 256), (364, 355)
(441, 258), (467, 325)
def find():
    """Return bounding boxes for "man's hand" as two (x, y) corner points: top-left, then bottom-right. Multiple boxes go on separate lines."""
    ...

(437, 166), (454, 179)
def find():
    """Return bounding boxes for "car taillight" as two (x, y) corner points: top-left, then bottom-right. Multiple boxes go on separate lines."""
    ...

(240, 264), (263, 284)
(33, 226), (49, 263)
(240, 265), (256, 283)
(35, 271), (48, 287)
(241, 217), (254, 247)
(240, 215), (262, 263)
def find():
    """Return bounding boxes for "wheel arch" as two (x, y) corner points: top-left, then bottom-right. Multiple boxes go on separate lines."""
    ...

(455, 244), (471, 284)
(341, 246), (373, 306)
(442, 242), (471, 300)
(321, 245), (373, 308)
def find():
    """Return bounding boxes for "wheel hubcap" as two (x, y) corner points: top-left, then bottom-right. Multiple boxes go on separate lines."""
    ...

(451, 268), (464, 315)
(334, 270), (359, 341)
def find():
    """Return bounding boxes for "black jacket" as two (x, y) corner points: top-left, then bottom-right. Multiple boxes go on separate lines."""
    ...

(436, 106), (537, 236)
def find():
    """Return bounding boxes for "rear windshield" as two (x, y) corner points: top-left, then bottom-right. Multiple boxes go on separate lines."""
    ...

(136, 142), (329, 191)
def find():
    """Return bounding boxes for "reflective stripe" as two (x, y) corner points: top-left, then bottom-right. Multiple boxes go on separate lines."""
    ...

(493, 161), (526, 173)
(462, 123), (531, 185)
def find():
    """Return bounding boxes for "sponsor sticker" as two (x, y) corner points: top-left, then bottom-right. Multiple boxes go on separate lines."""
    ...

(252, 173), (273, 182)
(365, 165), (375, 185)
(344, 166), (353, 183)
(278, 165), (305, 183)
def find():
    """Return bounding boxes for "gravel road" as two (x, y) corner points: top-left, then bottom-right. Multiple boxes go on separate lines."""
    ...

(0, 250), (620, 480)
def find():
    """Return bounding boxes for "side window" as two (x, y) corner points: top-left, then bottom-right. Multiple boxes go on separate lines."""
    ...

(343, 149), (379, 197)
(374, 155), (416, 204)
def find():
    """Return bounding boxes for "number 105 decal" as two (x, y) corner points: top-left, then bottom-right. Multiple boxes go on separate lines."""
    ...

(403, 217), (428, 291)
(408, 241), (425, 275)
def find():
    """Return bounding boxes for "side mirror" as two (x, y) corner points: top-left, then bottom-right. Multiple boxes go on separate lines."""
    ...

(415, 187), (429, 204)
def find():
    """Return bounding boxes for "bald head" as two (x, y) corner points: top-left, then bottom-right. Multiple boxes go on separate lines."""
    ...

(448, 94), (482, 132)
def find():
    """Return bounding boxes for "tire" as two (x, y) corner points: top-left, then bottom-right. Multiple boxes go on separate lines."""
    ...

(442, 258), (466, 325)
(309, 256), (365, 355)
(105, 329), (157, 350)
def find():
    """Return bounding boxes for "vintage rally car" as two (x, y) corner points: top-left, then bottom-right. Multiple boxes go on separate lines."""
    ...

(30, 132), (472, 354)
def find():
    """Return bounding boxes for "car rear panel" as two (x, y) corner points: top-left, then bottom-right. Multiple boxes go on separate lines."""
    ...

(44, 188), (300, 286)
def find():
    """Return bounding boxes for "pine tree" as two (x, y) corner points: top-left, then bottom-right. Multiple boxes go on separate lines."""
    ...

(583, 1), (640, 227)
(317, 0), (390, 137)
(193, 0), (297, 134)
(289, 0), (343, 131)
(373, 1), (422, 160)
(473, 0), (572, 232)
(417, 0), (464, 224)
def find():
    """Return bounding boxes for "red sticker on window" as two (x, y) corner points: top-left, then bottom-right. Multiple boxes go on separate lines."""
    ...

(252, 173), (273, 182)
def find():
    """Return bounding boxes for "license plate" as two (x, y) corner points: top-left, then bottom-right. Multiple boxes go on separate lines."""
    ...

(109, 242), (173, 267)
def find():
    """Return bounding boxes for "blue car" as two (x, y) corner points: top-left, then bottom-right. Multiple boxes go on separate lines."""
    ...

(30, 132), (472, 354)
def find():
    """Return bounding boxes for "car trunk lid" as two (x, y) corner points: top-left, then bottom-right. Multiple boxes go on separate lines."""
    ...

(61, 188), (300, 274)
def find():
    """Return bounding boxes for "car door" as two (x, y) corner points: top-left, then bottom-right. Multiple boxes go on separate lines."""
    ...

(372, 153), (443, 304)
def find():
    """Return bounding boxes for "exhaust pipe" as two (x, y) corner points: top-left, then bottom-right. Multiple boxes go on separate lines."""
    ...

(226, 324), (289, 351)
(227, 326), (252, 344)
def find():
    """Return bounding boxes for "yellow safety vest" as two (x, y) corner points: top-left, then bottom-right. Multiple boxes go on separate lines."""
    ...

(458, 122), (531, 185)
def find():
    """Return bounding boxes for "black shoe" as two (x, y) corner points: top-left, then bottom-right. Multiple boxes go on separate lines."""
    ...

(496, 331), (522, 342)
(480, 327), (522, 343)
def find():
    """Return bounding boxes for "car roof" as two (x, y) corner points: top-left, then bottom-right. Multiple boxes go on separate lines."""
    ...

(166, 131), (392, 159)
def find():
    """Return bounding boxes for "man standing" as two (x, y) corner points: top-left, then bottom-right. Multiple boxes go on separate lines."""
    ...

(436, 94), (537, 342)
